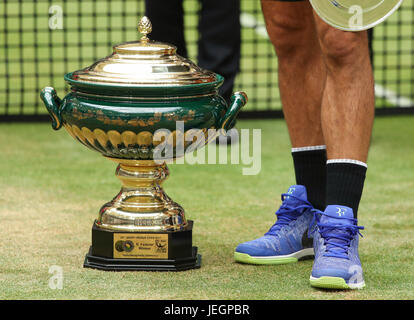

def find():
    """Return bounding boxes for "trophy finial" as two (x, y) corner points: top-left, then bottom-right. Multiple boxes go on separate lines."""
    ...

(138, 16), (152, 43)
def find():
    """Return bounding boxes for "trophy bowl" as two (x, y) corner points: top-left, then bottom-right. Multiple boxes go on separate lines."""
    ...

(40, 17), (247, 271)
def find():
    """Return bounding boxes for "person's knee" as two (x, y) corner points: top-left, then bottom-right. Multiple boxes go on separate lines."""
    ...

(267, 19), (312, 59)
(319, 29), (368, 67)
(261, 0), (316, 60)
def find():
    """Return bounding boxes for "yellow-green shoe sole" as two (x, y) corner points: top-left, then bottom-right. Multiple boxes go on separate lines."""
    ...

(234, 252), (298, 265)
(310, 276), (365, 290)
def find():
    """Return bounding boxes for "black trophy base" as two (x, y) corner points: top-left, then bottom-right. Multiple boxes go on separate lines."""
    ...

(83, 220), (201, 271)
(83, 246), (201, 272)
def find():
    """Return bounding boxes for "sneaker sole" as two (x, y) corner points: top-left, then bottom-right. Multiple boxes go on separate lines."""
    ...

(234, 248), (314, 265)
(309, 276), (365, 290)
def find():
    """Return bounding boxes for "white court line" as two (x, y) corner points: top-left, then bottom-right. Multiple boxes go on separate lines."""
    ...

(240, 12), (414, 108)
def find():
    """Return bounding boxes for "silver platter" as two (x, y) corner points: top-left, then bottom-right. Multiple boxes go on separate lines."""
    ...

(310, 0), (403, 31)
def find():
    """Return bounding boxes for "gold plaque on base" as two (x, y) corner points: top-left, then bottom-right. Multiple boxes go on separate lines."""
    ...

(113, 233), (168, 259)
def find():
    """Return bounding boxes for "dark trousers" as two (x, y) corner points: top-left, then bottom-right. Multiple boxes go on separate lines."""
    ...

(145, 0), (241, 104)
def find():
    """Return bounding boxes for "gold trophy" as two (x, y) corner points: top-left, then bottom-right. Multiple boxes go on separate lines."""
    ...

(40, 17), (247, 271)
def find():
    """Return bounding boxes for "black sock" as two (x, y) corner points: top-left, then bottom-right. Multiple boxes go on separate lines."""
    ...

(326, 161), (367, 219)
(292, 146), (327, 211)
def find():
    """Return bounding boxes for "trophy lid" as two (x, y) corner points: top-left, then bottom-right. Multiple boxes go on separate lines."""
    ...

(69, 16), (218, 87)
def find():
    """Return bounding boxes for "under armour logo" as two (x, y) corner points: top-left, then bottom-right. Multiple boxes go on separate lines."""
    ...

(336, 207), (347, 217)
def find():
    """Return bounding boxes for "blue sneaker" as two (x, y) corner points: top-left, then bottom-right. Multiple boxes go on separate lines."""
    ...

(310, 205), (365, 289)
(234, 185), (314, 265)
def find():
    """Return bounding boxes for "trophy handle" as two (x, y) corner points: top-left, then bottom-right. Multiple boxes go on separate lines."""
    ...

(219, 91), (248, 131)
(40, 87), (63, 130)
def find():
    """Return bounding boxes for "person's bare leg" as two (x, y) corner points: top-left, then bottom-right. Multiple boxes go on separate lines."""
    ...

(312, 14), (374, 218)
(261, 0), (327, 210)
(261, 0), (325, 148)
(314, 15), (375, 163)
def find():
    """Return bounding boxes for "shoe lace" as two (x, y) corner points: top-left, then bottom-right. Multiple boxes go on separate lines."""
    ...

(308, 210), (364, 259)
(265, 193), (313, 236)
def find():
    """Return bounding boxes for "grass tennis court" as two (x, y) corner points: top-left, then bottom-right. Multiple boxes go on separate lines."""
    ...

(1, 0), (413, 301)
(1, 117), (413, 299)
